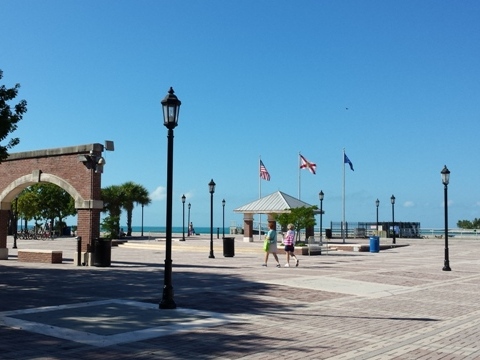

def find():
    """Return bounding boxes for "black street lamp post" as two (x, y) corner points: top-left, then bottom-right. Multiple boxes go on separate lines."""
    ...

(141, 204), (144, 237)
(209, 179), (216, 258)
(375, 198), (380, 232)
(181, 195), (186, 241)
(391, 195), (396, 244)
(441, 165), (451, 271)
(319, 191), (324, 241)
(187, 203), (191, 236)
(13, 197), (18, 249)
(159, 87), (181, 310)
(222, 199), (226, 238)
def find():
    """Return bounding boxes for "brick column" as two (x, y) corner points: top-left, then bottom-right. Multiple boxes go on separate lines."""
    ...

(77, 208), (100, 253)
(0, 210), (9, 259)
(306, 225), (314, 241)
(243, 214), (254, 242)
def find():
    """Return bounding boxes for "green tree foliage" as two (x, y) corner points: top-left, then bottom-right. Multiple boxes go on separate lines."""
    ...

(101, 215), (120, 240)
(0, 70), (27, 162)
(275, 206), (318, 243)
(101, 185), (125, 239)
(36, 183), (76, 231)
(16, 183), (76, 232)
(17, 187), (39, 228)
(121, 181), (151, 236)
(457, 218), (480, 229)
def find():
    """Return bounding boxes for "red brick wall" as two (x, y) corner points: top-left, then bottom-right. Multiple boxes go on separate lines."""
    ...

(77, 209), (101, 252)
(1, 147), (102, 201)
(244, 219), (253, 238)
(18, 250), (63, 263)
(0, 210), (9, 249)
(0, 144), (104, 254)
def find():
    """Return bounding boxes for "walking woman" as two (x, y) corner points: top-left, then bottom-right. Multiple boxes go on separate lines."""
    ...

(283, 223), (299, 267)
(262, 222), (281, 267)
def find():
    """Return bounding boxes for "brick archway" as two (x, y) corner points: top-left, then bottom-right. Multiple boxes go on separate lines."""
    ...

(0, 143), (105, 261)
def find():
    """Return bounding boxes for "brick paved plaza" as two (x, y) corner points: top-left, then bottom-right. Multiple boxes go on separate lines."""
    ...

(1, 235), (479, 359)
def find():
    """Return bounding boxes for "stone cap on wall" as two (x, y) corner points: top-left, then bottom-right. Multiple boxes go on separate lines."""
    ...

(5, 143), (104, 161)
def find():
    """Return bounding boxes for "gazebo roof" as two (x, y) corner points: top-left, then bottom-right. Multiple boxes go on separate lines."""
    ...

(234, 191), (313, 214)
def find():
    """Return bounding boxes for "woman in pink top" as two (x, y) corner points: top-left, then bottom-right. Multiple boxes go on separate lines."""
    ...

(284, 223), (299, 267)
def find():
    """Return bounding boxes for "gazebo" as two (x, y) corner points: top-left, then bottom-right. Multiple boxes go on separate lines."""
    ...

(234, 191), (314, 242)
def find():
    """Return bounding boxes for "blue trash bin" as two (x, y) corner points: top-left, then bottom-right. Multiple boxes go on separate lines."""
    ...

(369, 236), (380, 253)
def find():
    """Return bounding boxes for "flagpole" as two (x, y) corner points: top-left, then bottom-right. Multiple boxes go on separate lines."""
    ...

(259, 156), (262, 241)
(259, 157), (261, 199)
(298, 152), (301, 200)
(342, 148), (346, 243)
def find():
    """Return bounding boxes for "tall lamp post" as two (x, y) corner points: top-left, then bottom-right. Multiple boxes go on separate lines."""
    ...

(159, 87), (181, 310)
(209, 179), (216, 258)
(375, 198), (380, 233)
(319, 191), (324, 241)
(391, 195), (396, 244)
(441, 165), (451, 271)
(187, 203), (191, 236)
(13, 197), (18, 249)
(181, 195), (186, 241)
(222, 199), (226, 238)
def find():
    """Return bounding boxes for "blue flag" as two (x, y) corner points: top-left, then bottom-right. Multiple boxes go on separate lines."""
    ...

(344, 153), (354, 171)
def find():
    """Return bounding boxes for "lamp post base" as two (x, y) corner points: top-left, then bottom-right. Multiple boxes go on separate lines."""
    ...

(209, 238), (215, 258)
(442, 263), (451, 271)
(159, 286), (176, 309)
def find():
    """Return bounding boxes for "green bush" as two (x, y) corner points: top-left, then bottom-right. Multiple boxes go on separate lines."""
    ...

(101, 215), (120, 239)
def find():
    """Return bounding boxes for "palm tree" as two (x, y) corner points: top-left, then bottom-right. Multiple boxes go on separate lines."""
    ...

(101, 185), (125, 239)
(121, 181), (151, 236)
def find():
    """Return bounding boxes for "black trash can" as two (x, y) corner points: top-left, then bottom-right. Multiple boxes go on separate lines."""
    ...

(63, 226), (71, 236)
(93, 238), (112, 267)
(369, 236), (380, 253)
(325, 229), (332, 239)
(223, 237), (235, 257)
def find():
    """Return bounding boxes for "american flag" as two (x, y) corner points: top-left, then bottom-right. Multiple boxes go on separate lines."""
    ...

(300, 154), (316, 174)
(260, 160), (271, 181)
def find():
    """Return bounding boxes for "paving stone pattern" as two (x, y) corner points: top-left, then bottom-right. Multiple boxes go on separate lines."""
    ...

(1, 235), (480, 359)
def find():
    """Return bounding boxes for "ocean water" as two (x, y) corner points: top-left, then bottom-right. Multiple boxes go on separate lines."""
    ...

(129, 226), (480, 237)
(130, 226), (227, 235)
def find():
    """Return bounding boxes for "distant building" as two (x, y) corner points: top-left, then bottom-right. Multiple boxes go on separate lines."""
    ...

(328, 221), (421, 239)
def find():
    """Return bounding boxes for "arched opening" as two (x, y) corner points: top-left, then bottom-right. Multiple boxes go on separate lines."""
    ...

(3, 174), (81, 236)
(0, 143), (105, 262)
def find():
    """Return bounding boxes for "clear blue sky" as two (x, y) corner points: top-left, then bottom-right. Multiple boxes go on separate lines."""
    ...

(2, 1), (479, 230)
